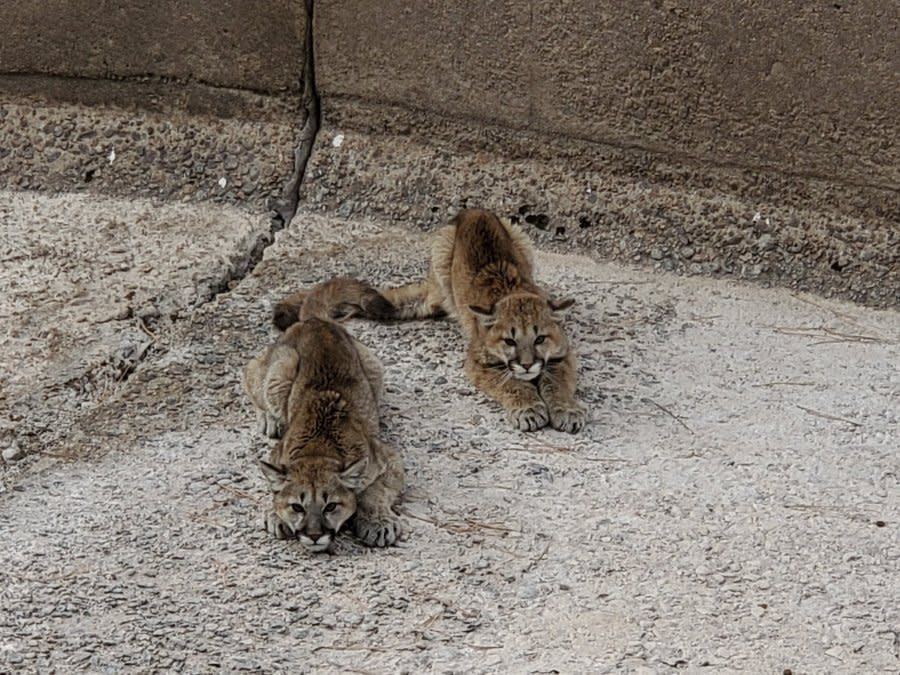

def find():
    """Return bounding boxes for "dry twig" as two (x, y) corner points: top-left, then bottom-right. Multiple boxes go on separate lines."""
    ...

(641, 397), (694, 434)
(397, 507), (519, 537)
(752, 380), (818, 388)
(313, 643), (407, 654)
(137, 316), (158, 341)
(216, 483), (261, 503)
(506, 442), (628, 463)
(790, 292), (862, 324)
(520, 541), (552, 575)
(795, 404), (862, 428)
(325, 663), (379, 675)
(458, 482), (514, 490)
(770, 324), (891, 345)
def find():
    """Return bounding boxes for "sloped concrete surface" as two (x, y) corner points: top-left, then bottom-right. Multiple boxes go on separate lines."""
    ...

(1, 208), (898, 672)
(0, 189), (269, 458)
(3, 93), (896, 312)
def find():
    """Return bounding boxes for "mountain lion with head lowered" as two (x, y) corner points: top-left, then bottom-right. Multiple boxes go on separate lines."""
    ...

(244, 278), (404, 552)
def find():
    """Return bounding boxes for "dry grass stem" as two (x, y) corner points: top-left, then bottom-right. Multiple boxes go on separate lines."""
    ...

(752, 380), (818, 388)
(795, 404), (862, 428)
(520, 541), (552, 575)
(397, 508), (519, 537)
(216, 483), (261, 503)
(770, 324), (892, 345)
(641, 397), (694, 434)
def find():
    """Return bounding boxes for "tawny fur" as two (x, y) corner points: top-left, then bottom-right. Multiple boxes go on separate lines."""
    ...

(243, 278), (404, 551)
(375, 208), (586, 433)
(272, 276), (396, 330)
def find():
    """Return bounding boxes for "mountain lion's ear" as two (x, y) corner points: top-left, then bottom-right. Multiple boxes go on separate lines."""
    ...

(468, 304), (496, 327)
(548, 297), (575, 321)
(259, 460), (288, 492)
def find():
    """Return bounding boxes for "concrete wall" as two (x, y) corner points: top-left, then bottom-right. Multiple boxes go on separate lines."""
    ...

(0, 0), (305, 93)
(2, 1), (897, 191)
(316, 1), (899, 192)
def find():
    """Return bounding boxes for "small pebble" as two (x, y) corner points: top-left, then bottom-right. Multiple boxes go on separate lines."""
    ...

(3, 444), (24, 462)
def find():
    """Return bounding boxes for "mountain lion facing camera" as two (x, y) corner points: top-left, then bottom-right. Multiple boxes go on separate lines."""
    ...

(243, 279), (404, 552)
(376, 208), (586, 433)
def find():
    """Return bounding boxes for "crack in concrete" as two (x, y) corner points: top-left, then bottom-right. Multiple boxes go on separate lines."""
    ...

(42, 1), (323, 410)
(268, 0), (322, 231)
(207, 0), (322, 300)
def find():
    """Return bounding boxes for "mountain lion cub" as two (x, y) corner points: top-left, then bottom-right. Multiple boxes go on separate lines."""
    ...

(376, 208), (586, 433)
(243, 279), (404, 552)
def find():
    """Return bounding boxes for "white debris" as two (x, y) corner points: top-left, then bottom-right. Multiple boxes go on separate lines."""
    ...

(2, 443), (24, 462)
(332, 134), (345, 148)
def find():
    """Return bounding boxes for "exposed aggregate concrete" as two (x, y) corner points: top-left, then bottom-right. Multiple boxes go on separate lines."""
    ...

(2, 94), (897, 312)
(0, 93), (300, 208)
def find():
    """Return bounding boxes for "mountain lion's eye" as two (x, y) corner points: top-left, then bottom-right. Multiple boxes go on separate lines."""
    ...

(503, 338), (516, 346)
(324, 503), (339, 513)
(534, 335), (546, 345)
(291, 504), (305, 513)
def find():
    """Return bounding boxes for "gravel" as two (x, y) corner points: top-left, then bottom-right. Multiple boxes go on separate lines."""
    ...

(2, 211), (898, 672)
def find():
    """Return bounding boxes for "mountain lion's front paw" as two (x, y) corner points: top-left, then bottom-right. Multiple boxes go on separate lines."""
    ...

(263, 511), (294, 540)
(509, 402), (550, 432)
(355, 511), (402, 548)
(549, 403), (587, 434)
(256, 412), (284, 439)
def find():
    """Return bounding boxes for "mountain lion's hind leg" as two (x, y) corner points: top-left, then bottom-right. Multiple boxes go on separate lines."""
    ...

(244, 351), (288, 438)
(353, 339), (385, 407)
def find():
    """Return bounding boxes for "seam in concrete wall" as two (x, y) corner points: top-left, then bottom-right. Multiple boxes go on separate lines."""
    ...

(0, 71), (291, 98)
(268, 0), (321, 230)
(206, 0), (322, 309)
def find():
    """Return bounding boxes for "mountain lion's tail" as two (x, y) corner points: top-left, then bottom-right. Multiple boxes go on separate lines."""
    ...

(376, 278), (447, 321)
(374, 223), (454, 320)
(272, 277), (397, 330)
